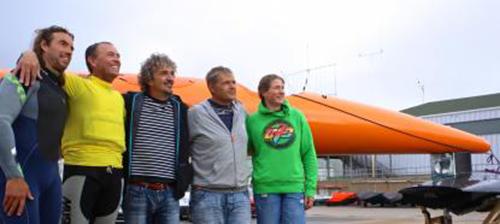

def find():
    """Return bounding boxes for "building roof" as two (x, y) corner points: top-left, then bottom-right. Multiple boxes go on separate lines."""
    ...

(401, 92), (500, 116)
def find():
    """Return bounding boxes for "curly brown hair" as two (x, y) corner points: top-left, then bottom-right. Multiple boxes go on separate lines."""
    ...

(139, 53), (177, 92)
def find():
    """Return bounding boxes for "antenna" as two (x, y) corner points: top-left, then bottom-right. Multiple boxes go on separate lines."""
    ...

(285, 63), (336, 93)
(333, 65), (337, 96)
(305, 44), (310, 91)
(417, 79), (425, 103)
(358, 49), (384, 58)
(283, 48), (382, 95)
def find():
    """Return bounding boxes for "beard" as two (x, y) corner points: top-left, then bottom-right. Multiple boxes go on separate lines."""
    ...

(45, 60), (68, 75)
(53, 61), (69, 74)
(45, 52), (70, 74)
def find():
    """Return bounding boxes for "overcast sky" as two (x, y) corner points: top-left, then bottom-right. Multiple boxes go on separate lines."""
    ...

(1, 0), (499, 110)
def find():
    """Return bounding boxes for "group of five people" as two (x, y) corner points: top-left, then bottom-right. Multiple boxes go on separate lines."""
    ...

(0, 25), (318, 224)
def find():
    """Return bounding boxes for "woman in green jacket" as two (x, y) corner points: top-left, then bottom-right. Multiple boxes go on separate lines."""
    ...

(247, 74), (318, 224)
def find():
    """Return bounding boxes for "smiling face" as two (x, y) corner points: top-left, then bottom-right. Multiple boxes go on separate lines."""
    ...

(262, 78), (285, 107)
(41, 32), (74, 74)
(148, 65), (175, 96)
(88, 43), (121, 82)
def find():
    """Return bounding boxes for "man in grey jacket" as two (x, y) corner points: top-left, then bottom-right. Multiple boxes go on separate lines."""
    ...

(188, 66), (251, 224)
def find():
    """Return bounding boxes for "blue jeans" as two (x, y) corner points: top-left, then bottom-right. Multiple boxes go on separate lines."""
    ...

(190, 189), (251, 224)
(124, 184), (180, 224)
(254, 193), (305, 224)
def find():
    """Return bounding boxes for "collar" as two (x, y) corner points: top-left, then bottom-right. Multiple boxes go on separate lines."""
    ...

(41, 68), (64, 86)
(208, 99), (234, 109)
(144, 92), (169, 104)
(258, 99), (290, 116)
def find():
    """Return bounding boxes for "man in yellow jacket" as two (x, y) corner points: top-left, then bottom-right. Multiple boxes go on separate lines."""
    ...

(17, 42), (125, 224)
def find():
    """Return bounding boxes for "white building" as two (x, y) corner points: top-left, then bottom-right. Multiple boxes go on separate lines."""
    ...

(375, 93), (500, 176)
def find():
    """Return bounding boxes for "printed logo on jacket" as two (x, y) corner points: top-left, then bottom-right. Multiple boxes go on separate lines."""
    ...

(263, 119), (295, 149)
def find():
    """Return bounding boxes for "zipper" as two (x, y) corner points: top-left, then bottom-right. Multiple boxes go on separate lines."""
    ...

(232, 136), (238, 187)
(207, 100), (239, 186)
(232, 109), (239, 187)
(127, 93), (139, 178)
(172, 98), (181, 170)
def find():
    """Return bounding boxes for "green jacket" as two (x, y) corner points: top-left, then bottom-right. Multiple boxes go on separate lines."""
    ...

(247, 100), (318, 197)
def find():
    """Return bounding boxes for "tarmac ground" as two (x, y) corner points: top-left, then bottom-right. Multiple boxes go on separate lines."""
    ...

(302, 206), (487, 224)
(180, 205), (488, 223)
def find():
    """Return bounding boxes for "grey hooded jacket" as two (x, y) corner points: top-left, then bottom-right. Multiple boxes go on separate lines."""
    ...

(188, 100), (251, 188)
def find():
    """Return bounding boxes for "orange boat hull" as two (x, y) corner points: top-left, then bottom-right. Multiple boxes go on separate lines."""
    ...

(1, 70), (490, 155)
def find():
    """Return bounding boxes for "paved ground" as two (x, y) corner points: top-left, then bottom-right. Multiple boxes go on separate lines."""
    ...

(182, 206), (488, 223)
(303, 206), (487, 224)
